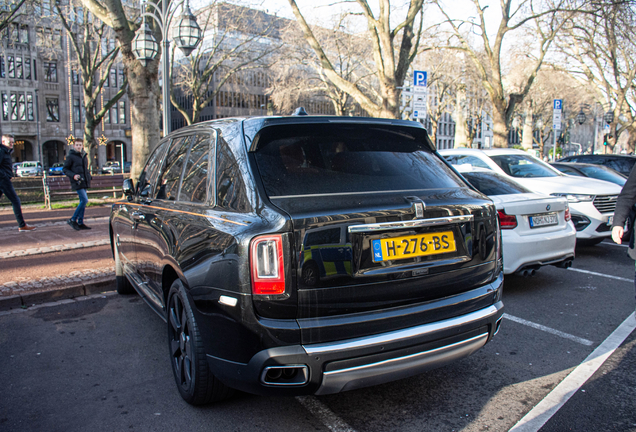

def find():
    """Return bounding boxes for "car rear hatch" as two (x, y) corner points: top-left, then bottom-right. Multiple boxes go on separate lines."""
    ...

(494, 194), (569, 234)
(247, 119), (499, 344)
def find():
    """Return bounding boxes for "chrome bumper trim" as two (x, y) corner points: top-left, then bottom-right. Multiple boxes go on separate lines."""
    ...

(315, 332), (489, 395)
(302, 304), (500, 355)
(347, 215), (474, 233)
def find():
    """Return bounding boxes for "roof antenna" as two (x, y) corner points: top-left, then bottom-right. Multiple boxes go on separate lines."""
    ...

(293, 107), (308, 116)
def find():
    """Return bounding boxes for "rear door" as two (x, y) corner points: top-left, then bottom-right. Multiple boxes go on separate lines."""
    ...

(250, 121), (498, 341)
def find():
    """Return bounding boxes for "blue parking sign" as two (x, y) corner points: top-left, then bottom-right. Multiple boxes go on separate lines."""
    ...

(414, 70), (427, 87)
(553, 99), (562, 110)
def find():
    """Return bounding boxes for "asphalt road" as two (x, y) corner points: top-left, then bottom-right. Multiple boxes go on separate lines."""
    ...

(0, 240), (635, 432)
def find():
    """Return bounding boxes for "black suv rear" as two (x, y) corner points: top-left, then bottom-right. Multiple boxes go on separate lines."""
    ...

(110, 115), (504, 405)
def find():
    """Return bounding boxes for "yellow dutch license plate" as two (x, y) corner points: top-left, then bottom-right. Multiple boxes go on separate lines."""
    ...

(372, 231), (456, 262)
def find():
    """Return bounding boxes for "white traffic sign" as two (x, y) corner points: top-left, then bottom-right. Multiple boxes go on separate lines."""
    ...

(412, 88), (427, 119)
(553, 99), (562, 130)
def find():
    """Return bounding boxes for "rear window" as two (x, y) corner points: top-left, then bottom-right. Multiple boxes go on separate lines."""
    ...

(489, 154), (560, 178)
(253, 124), (464, 197)
(461, 171), (530, 195)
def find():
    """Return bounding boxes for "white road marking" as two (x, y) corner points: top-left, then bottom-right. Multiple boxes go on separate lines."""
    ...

(509, 312), (636, 432)
(567, 267), (633, 283)
(296, 396), (357, 432)
(600, 242), (627, 248)
(503, 314), (593, 346)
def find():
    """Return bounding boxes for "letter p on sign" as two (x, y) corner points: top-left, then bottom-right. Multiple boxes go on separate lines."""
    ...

(414, 71), (427, 88)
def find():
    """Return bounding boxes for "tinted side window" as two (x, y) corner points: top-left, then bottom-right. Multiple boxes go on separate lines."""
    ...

(156, 136), (192, 200)
(556, 166), (582, 176)
(138, 140), (169, 196)
(216, 137), (249, 212)
(179, 133), (213, 204)
(462, 172), (530, 195)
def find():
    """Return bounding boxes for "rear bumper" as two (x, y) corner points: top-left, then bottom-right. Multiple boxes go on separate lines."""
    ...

(206, 274), (504, 396)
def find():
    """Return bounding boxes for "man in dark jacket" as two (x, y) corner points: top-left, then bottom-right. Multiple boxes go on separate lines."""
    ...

(611, 164), (636, 315)
(0, 134), (36, 231)
(63, 139), (92, 230)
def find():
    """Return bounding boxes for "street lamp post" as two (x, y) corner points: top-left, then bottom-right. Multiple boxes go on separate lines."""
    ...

(132, 0), (202, 135)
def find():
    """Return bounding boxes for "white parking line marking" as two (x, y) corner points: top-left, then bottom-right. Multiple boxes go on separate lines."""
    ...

(504, 314), (593, 346)
(509, 312), (636, 432)
(296, 396), (357, 432)
(567, 267), (633, 283)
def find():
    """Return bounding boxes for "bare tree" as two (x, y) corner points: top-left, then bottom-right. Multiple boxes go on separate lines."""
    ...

(78, 0), (160, 180)
(557, 3), (636, 153)
(433, 0), (590, 148)
(268, 13), (373, 116)
(55, 1), (127, 172)
(0, 0), (26, 32)
(169, 3), (282, 124)
(287, 0), (425, 119)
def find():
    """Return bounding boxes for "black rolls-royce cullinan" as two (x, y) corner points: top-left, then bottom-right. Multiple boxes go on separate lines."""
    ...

(110, 113), (504, 405)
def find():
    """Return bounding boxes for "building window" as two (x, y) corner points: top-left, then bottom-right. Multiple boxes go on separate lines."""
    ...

(10, 93), (17, 120)
(19, 25), (28, 44)
(8, 55), (14, 78)
(44, 62), (57, 82)
(0, 56), (4, 78)
(1, 93), (7, 120)
(104, 107), (110, 124)
(17, 93), (25, 120)
(119, 100), (126, 124)
(27, 93), (33, 121)
(110, 68), (117, 87)
(24, 58), (30, 80)
(73, 98), (81, 123)
(111, 104), (118, 124)
(15, 56), (22, 79)
(33, 59), (37, 80)
(119, 69), (124, 86)
(72, 70), (79, 85)
(46, 98), (59, 122)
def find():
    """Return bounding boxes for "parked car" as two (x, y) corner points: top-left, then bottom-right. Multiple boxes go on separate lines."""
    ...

(557, 154), (636, 177)
(111, 115), (504, 405)
(440, 148), (622, 245)
(551, 162), (627, 186)
(15, 161), (43, 177)
(102, 161), (121, 174)
(457, 166), (575, 275)
(123, 161), (131, 173)
(12, 162), (22, 176)
(48, 163), (65, 176)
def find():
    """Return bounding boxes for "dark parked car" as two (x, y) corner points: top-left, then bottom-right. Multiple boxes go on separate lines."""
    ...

(110, 115), (504, 405)
(48, 163), (64, 176)
(551, 162), (627, 186)
(557, 154), (636, 177)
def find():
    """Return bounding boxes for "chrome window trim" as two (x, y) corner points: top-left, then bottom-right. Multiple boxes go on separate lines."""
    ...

(347, 215), (473, 234)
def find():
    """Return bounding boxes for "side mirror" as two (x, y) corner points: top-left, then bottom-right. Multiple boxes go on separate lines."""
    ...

(122, 178), (134, 196)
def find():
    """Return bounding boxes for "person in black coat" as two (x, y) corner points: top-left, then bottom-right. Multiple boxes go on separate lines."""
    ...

(611, 164), (636, 314)
(63, 139), (92, 230)
(0, 134), (35, 231)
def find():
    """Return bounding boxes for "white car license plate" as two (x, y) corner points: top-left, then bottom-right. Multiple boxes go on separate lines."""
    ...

(529, 213), (558, 228)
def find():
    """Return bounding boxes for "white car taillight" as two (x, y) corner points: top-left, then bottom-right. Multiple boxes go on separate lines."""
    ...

(250, 235), (285, 295)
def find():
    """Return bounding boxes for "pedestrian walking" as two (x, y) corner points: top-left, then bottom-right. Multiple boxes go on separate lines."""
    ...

(63, 139), (92, 231)
(0, 134), (36, 232)
(611, 165), (636, 315)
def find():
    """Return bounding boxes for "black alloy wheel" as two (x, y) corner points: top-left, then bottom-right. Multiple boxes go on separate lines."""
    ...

(167, 279), (233, 405)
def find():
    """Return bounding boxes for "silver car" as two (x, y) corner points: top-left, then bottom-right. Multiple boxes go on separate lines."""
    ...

(16, 161), (43, 177)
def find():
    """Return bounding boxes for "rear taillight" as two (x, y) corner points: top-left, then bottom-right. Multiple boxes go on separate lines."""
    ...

(250, 235), (285, 295)
(564, 205), (571, 222)
(497, 210), (517, 229)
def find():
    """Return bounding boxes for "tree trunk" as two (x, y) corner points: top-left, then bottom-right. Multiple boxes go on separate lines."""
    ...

(491, 103), (509, 148)
(454, 87), (467, 148)
(522, 102), (534, 150)
(83, 120), (98, 174)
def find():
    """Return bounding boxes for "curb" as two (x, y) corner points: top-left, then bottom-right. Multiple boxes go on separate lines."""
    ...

(0, 274), (115, 312)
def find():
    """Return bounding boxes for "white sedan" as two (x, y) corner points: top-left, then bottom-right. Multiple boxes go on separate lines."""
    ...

(458, 167), (576, 275)
(440, 148), (621, 245)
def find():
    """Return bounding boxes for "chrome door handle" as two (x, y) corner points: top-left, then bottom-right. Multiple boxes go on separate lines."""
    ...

(132, 212), (145, 221)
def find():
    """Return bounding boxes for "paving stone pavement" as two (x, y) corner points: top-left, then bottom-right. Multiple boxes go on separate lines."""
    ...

(0, 266), (115, 297)
(0, 238), (111, 259)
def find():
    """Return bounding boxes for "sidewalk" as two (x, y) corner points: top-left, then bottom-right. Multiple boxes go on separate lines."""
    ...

(0, 203), (117, 311)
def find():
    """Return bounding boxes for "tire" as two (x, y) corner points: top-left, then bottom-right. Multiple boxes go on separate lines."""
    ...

(113, 239), (135, 295)
(302, 261), (320, 287)
(167, 279), (234, 405)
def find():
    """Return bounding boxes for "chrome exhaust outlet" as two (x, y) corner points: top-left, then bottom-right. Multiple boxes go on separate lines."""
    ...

(261, 365), (309, 386)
